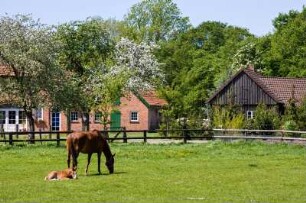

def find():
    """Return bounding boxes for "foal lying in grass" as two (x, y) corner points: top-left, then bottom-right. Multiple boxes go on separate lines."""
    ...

(45, 168), (77, 181)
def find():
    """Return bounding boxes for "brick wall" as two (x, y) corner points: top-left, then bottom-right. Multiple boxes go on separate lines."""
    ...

(36, 93), (155, 132)
(119, 93), (149, 130)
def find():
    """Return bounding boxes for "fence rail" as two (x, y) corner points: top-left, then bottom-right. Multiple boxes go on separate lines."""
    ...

(1, 129), (306, 146)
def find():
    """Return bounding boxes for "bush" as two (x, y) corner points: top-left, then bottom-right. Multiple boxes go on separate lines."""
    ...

(282, 120), (299, 137)
(212, 106), (245, 129)
(252, 103), (280, 130)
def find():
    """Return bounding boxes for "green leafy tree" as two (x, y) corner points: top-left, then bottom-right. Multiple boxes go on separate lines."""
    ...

(261, 7), (306, 77)
(123, 0), (191, 43)
(157, 21), (253, 121)
(55, 18), (115, 130)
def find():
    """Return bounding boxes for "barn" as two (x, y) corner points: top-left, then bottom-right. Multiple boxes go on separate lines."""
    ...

(207, 66), (306, 119)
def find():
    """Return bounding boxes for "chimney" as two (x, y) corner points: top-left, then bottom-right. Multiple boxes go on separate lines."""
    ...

(248, 64), (255, 71)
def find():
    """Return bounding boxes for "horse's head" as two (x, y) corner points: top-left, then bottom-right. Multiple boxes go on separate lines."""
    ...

(105, 153), (115, 174)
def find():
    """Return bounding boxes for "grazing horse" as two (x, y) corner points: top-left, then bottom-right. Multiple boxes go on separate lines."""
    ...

(66, 129), (115, 175)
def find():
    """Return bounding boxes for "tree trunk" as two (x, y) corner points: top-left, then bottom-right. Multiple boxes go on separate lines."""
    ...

(81, 112), (90, 131)
(25, 111), (35, 144)
(66, 110), (71, 132)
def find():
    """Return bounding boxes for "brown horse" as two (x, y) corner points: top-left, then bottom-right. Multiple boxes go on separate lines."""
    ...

(66, 129), (115, 175)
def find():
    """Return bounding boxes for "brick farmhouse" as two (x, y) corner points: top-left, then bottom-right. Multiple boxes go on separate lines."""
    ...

(0, 65), (167, 132)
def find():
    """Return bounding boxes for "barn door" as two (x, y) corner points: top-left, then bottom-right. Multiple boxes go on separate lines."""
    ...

(110, 111), (121, 130)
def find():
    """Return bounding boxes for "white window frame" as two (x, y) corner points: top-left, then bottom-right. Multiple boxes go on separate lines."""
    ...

(246, 110), (254, 120)
(70, 112), (79, 122)
(18, 111), (27, 125)
(130, 111), (139, 122)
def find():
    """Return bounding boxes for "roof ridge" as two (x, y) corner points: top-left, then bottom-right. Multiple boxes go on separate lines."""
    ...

(260, 75), (306, 80)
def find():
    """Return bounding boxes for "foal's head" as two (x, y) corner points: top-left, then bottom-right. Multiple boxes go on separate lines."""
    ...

(105, 153), (115, 174)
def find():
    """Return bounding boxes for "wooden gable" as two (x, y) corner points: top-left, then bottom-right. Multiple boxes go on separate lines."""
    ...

(208, 68), (278, 106)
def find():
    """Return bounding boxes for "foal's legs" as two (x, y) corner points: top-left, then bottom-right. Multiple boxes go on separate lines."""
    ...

(85, 153), (92, 175)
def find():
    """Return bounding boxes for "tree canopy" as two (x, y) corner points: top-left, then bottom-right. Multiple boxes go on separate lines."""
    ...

(1, 1), (306, 131)
(123, 0), (191, 43)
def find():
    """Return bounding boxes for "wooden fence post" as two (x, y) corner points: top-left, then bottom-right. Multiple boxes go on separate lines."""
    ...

(39, 129), (42, 145)
(56, 132), (60, 146)
(144, 130), (147, 143)
(123, 127), (127, 143)
(9, 133), (13, 145)
(183, 129), (187, 144)
(15, 125), (19, 139)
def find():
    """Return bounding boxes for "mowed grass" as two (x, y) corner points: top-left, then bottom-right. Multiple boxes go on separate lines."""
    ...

(0, 141), (305, 203)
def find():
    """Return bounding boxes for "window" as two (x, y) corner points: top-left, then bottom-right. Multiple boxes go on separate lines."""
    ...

(0, 111), (5, 124)
(247, 111), (254, 120)
(95, 112), (102, 123)
(51, 112), (60, 131)
(130, 111), (139, 122)
(19, 111), (26, 124)
(8, 111), (16, 124)
(36, 108), (43, 120)
(70, 112), (78, 122)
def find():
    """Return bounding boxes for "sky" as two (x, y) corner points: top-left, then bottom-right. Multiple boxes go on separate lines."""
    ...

(1, 0), (306, 36)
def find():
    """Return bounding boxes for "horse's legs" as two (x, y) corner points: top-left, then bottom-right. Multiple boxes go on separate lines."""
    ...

(85, 153), (92, 175)
(67, 151), (71, 168)
(72, 152), (79, 171)
(97, 152), (102, 175)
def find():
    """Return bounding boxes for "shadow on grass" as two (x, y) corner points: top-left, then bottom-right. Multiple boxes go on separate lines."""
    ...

(79, 171), (127, 177)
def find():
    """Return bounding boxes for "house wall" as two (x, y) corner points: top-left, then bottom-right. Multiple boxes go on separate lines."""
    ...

(119, 93), (149, 130)
(1, 92), (163, 132)
(36, 109), (104, 132)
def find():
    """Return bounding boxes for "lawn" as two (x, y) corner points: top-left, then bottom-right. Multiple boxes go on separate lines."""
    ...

(0, 141), (305, 203)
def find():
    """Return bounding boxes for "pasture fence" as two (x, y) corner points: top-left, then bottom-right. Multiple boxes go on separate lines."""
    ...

(0, 128), (306, 146)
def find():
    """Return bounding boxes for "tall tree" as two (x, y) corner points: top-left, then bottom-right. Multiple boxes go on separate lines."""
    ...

(0, 14), (70, 135)
(56, 18), (114, 75)
(123, 0), (191, 43)
(261, 7), (306, 77)
(55, 18), (115, 130)
(156, 21), (253, 119)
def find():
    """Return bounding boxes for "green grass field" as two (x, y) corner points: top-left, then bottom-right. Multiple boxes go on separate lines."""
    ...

(0, 141), (305, 203)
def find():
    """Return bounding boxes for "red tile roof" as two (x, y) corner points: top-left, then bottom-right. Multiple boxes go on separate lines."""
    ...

(260, 77), (306, 104)
(237, 67), (306, 105)
(139, 91), (167, 107)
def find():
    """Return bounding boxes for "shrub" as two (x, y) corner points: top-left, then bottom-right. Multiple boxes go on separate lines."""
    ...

(252, 103), (280, 130)
(212, 106), (245, 129)
(282, 120), (299, 137)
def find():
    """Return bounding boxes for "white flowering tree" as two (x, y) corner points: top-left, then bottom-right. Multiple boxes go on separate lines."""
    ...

(86, 38), (164, 129)
(0, 15), (72, 137)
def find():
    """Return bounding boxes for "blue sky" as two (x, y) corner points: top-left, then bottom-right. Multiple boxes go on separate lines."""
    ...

(1, 0), (305, 36)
